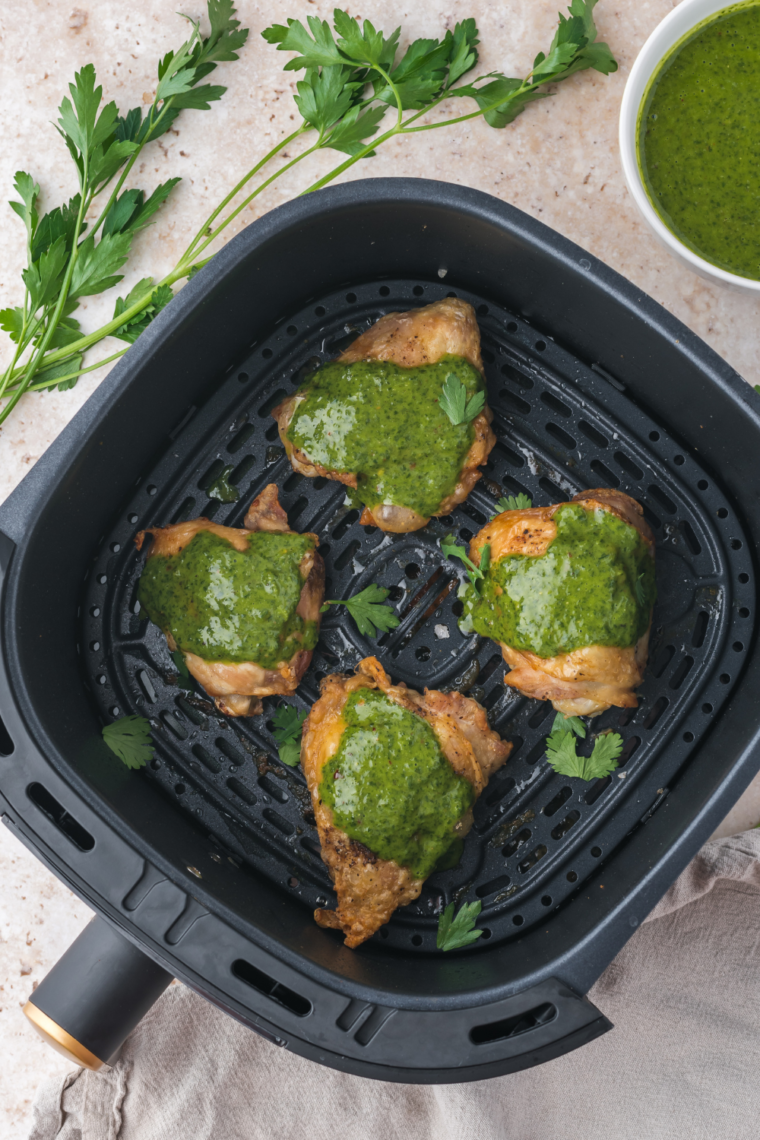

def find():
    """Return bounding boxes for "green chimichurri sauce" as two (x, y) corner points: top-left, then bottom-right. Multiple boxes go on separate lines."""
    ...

(463, 504), (656, 658)
(638, 1), (760, 279)
(138, 529), (318, 669)
(286, 356), (483, 519)
(319, 689), (474, 879)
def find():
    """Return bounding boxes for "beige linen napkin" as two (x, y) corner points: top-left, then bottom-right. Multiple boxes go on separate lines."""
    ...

(29, 829), (760, 1140)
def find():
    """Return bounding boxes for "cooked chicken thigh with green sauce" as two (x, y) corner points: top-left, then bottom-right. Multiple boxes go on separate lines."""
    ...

(301, 657), (511, 948)
(272, 298), (496, 533)
(460, 489), (656, 717)
(136, 484), (324, 717)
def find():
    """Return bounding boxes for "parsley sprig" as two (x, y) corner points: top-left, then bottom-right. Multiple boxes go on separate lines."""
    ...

(439, 373), (485, 426)
(1, 3), (616, 424)
(437, 899), (483, 951)
(441, 534), (491, 592)
(102, 715), (154, 770)
(493, 493), (533, 515)
(271, 704), (308, 767)
(545, 712), (623, 781)
(0, 1), (248, 421)
(321, 582), (401, 638)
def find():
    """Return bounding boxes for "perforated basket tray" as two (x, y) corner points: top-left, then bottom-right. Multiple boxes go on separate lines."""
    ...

(2, 179), (760, 1083)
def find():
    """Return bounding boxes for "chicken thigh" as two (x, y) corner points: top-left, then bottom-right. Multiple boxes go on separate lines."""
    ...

(301, 657), (511, 948)
(136, 484), (324, 717)
(462, 489), (656, 717)
(273, 298), (496, 533)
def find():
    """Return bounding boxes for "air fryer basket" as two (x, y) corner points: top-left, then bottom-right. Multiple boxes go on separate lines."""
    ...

(1, 179), (760, 1083)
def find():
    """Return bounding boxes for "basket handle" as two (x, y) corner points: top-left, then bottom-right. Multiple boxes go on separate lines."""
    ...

(24, 916), (172, 1070)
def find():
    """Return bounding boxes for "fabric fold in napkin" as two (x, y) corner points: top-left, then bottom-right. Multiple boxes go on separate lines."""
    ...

(29, 829), (760, 1140)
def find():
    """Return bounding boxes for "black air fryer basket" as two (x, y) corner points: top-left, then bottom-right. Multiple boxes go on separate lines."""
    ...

(2, 179), (760, 1083)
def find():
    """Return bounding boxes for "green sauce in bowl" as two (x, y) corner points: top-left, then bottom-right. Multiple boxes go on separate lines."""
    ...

(637, 1), (760, 281)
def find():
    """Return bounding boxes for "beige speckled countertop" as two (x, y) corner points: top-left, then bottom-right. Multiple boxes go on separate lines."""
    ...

(1, 1), (759, 1135)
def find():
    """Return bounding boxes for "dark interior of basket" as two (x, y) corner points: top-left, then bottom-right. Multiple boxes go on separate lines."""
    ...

(80, 276), (751, 955)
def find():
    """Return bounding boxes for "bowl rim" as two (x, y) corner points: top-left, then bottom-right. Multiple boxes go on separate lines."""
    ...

(618, 0), (760, 294)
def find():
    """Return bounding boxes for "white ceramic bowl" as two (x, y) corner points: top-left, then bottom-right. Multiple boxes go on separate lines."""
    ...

(619, 0), (760, 294)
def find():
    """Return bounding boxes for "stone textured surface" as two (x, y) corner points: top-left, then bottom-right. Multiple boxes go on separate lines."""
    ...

(1, 1), (759, 1135)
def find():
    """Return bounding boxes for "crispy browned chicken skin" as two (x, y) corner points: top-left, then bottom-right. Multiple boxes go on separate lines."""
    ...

(272, 298), (497, 533)
(301, 657), (511, 948)
(469, 489), (655, 717)
(136, 484), (324, 717)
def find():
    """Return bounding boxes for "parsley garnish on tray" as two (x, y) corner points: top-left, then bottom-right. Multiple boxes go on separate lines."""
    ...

(440, 534), (490, 592)
(321, 583), (401, 638)
(439, 373), (485, 426)
(437, 899), (483, 951)
(102, 715), (154, 770)
(271, 704), (308, 767)
(493, 493), (533, 515)
(545, 713), (623, 781)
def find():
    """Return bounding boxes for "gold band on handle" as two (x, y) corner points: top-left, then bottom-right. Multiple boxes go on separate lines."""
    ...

(23, 1001), (108, 1071)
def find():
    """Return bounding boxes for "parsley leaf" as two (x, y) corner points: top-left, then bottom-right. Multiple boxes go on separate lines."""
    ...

(171, 649), (191, 682)
(493, 493), (532, 515)
(439, 372), (485, 426)
(440, 533), (490, 591)
(102, 715), (153, 770)
(112, 280), (173, 344)
(545, 727), (623, 781)
(271, 704), (308, 767)
(69, 232), (133, 299)
(437, 899), (483, 951)
(321, 582), (400, 638)
(551, 711), (586, 739)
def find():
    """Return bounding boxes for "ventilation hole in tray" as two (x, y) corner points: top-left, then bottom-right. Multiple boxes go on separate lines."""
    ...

(512, 915), (524, 926)
(702, 703), (713, 714)
(585, 777), (611, 805)
(161, 711), (188, 740)
(231, 455), (255, 486)
(697, 478), (708, 490)
(476, 875), (511, 898)
(462, 502), (487, 525)
(567, 871), (578, 883)
(618, 737), (641, 767)
(499, 390), (531, 416)
(535, 340), (547, 352)
(731, 538), (743, 551)
(199, 459), (224, 491)
(227, 777), (255, 805)
(265, 425), (280, 443)
(614, 452), (643, 479)
(258, 388), (287, 418)
(739, 608), (750, 618)
(413, 285), (424, 297)
(652, 645), (675, 678)
(551, 811), (580, 840)
(720, 673), (731, 684)
(259, 775), (288, 804)
(502, 477), (532, 504)
(174, 783), (185, 796)
(546, 423), (576, 450)
(591, 846), (603, 858)
(503, 828), (531, 858)
(288, 496), (309, 523)
(452, 599), (464, 617)
(528, 702), (553, 730)
(669, 656), (694, 690)
(313, 476), (328, 490)
(590, 459), (619, 487)
(540, 392), (571, 418)
(263, 808), (294, 835)
(171, 497), (196, 524)
(679, 520), (701, 555)
(649, 431), (660, 442)
(479, 655), (503, 686)
(284, 472), (303, 493)
(739, 572), (749, 583)
(578, 420), (608, 448)
(193, 744), (221, 774)
(345, 293), (357, 304)
(493, 440), (525, 467)
(644, 696), (669, 728)
(262, 348), (273, 359)
(334, 540), (361, 571)
(485, 775), (516, 806)
(415, 646), (431, 661)
(232, 960), (311, 1017)
(674, 454), (684, 466)
(217, 737), (245, 766)
(315, 305), (326, 316)
(718, 508), (729, 519)
(500, 363), (533, 391)
(642, 504), (661, 530)
(648, 485), (677, 514)
(539, 477), (567, 502)
(618, 706), (637, 727)
(286, 325), (297, 336)
(683, 731), (695, 743)
(378, 286), (390, 297)
(518, 844), (547, 874)
(137, 670), (156, 702)
(332, 510), (360, 540)
(525, 740), (548, 767)
(734, 641), (745, 652)
(543, 787), (572, 817)
(506, 321), (518, 333)
(470, 1000), (558, 1045)
(238, 371), (249, 384)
